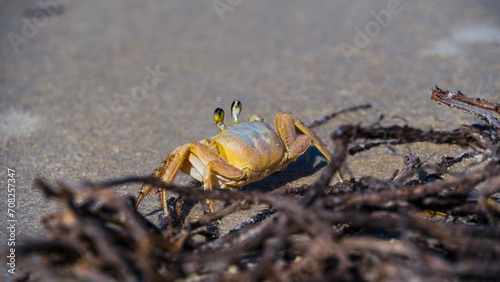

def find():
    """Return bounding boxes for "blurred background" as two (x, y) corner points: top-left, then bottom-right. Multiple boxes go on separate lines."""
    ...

(1, 0), (499, 278)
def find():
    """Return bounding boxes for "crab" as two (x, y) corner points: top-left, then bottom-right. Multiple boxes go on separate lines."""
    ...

(136, 100), (333, 215)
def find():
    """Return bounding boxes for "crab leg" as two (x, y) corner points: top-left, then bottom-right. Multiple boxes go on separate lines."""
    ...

(191, 143), (247, 213)
(136, 144), (192, 215)
(202, 160), (247, 213)
(274, 113), (333, 163)
(275, 113), (342, 181)
(291, 115), (333, 163)
(291, 115), (344, 181)
(274, 113), (310, 161)
(136, 142), (247, 215)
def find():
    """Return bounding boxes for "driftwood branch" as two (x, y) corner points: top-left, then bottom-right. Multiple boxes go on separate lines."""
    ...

(6, 97), (500, 282)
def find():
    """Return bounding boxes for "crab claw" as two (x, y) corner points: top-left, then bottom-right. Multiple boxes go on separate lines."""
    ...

(231, 100), (242, 125)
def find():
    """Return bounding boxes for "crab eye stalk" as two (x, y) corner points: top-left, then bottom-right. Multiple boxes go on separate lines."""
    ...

(214, 108), (227, 132)
(231, 100), (242, 125)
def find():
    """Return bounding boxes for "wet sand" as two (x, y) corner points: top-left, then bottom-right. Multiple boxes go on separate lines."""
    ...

(1, 1), (499, 280)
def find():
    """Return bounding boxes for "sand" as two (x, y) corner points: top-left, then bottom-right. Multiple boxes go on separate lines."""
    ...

(1, 1), (499, 280)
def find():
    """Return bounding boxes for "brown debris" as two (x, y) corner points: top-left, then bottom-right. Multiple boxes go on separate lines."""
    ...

(5, 88), (500, 281)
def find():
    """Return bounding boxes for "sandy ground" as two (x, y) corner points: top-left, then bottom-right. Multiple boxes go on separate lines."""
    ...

(1, 0), (499, 280)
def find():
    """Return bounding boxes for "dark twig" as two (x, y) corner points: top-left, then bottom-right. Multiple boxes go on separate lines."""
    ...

(392, 153), (422, 183)
(431, 86), (500, 130)
(435, 151), (479, 170)
(306, 103), (372, 128)
(7, 97), (500, 282)
(432, 86), (500, 114)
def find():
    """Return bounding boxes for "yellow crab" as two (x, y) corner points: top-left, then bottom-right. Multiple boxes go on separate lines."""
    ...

(136, 100), (333, 215)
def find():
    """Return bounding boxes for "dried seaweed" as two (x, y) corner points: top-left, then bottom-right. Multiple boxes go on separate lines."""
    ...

(6, 87), (500, 281)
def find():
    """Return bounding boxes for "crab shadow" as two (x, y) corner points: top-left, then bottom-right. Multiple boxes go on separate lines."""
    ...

(241, 147), (329, 193)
